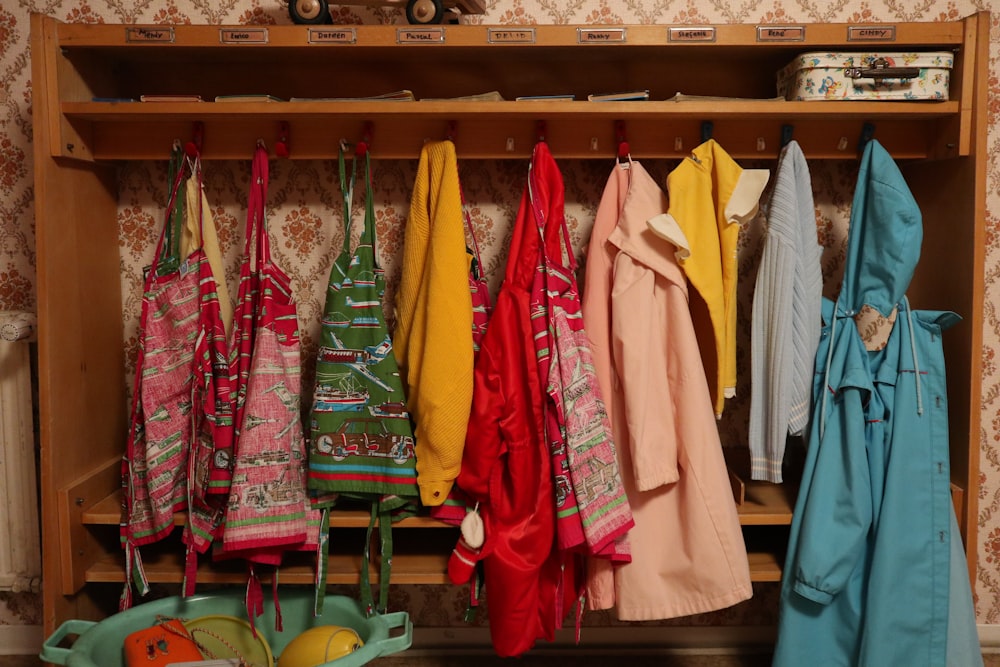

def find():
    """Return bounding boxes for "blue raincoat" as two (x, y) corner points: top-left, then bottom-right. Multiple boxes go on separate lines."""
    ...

(772, 140), (980, 667)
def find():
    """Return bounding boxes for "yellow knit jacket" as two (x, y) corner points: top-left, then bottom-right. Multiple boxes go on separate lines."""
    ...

(394, 140), (474, 506)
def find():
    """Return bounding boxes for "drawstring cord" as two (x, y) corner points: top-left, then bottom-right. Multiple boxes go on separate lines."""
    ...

(904, 297), (924, 416)
(819, 301), (838, 440)
(821, 296), (924, 441)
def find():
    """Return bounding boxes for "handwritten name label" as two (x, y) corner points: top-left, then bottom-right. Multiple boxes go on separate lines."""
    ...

(577, 28), (626, 43)
(308, 28), (357, 44)
(668, 26), (716, 42)
(397, 28), (445, 43)
(847, 25), (896, 41)
(220, 28), (268, 44)
(756, 25), (805, 42)
(126, 27), (175, 43)
(488, 28), (535, 44)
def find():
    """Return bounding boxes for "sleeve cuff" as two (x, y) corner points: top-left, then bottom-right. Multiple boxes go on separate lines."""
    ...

(792, 579), (835, 605)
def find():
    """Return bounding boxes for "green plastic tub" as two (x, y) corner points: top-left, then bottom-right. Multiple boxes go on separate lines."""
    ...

(40, 590), (411, 667)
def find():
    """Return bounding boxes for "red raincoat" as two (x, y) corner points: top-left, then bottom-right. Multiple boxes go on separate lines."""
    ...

(458, 142), (574, 657)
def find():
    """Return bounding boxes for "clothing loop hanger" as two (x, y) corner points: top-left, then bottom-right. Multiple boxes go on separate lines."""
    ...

(615, 119), (630, 163)
(275, 121), (291, 158)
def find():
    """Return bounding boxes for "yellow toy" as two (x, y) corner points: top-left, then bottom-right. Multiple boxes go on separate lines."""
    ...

(278, 625), (365, 667)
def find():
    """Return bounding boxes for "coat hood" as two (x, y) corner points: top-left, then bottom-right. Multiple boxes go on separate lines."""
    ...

(839, 139), (922, 316)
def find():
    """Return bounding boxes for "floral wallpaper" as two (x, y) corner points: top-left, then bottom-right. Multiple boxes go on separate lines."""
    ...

(3, 0), (1000, 638)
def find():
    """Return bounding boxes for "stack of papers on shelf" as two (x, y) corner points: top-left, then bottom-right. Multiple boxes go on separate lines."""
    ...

(515, 94), (576, 101)
(289, 90), (416, 102)
(421, 90), (505, 101)
(214, 94), (285, 102)
(666, 92), (786, 102)
(139, 94), (203, 102)
(587, 90), (650, 102)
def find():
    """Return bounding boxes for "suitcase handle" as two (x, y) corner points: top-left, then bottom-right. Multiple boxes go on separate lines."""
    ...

(845, 57), (920, 81)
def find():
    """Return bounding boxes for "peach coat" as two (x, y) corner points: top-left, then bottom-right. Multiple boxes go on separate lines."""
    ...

(581, 160), (751, 620)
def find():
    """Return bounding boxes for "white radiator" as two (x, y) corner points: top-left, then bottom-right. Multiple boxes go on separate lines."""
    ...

(0, 311), (40, 593)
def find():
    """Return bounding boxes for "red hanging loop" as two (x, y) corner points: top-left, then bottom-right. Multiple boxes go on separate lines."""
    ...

(615, 119), (629, 160)
(356, 121), (374, 157)
(184, 121), (204, 158)
(274, 121), (291, 158)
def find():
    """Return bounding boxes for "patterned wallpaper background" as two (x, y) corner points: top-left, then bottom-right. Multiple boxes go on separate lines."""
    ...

(3, 0), (1000, 636)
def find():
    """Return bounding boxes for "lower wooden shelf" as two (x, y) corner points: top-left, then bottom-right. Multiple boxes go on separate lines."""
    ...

(86, 550), (452, 585)
(75, 469), (791, 591)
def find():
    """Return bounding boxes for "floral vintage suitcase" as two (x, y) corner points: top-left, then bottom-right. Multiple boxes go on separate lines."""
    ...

(777, 51), (953, 101)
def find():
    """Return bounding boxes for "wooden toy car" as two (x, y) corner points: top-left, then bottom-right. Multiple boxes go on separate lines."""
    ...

(289, 0), (485, 25)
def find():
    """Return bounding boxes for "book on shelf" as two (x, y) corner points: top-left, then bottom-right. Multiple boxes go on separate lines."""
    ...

(666, 92), (785, 102)
(587, 89), (650, 102)
(139, 94), (204, 102)
(214, 94), (285, 103)
(289, 90), (416, 102)
(515, 94), (576, 101)
(421, 90), (505, 101)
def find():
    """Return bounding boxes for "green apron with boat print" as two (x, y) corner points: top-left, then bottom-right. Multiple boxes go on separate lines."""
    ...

(309, 147), (419, 615)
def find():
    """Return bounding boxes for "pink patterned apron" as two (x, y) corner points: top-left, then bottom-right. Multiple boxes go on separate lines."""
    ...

(221, 145), (315, 629)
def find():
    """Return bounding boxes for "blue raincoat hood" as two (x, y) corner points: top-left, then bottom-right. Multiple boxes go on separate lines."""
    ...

(840, 140), (922, 316)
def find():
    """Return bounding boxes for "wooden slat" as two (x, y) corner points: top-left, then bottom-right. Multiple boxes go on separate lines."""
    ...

(85, 550), (451, 585)
(52, 21), (966, 50)
(84, 489), (455, 528)
(56, 458), (121, 596)
(85, 549), (786, 584)
(84, 481), (794, 528)
(61, 109), (959, 161)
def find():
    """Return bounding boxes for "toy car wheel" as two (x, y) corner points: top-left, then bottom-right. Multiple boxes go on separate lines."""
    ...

(289, 0), (330, 24)
(406, 0), (445, 24)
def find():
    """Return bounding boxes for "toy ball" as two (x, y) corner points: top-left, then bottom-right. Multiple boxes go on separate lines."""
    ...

(278, 625), (365, 666)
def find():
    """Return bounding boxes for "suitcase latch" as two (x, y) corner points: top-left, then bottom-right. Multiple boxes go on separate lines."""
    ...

(844, 57), (920, 82)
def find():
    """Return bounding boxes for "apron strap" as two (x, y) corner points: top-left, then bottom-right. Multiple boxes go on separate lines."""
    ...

(359, 150), (380, 270)
(338, 145), (356, 256)
(314, 507), (331, 615)
(359, 499), (394, 617)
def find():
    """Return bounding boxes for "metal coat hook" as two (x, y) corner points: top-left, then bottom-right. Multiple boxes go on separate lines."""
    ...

(536, 120), (547, 143)
(275, 121), (291, 158)
(780, 124), (794, 149)
(701, 120), (714, 143)
(184, 121), (204, 157)
(446, 120), (457, 142)
(857, 121), (876, 154)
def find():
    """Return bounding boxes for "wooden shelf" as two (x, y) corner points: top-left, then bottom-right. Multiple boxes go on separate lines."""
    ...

(83, 483), (794, 529)
(56, 101), (963, 161)
(86, 550), (451, 585)
(84, 548), (784, 585)
(82, 489), (455, 528)
(53, 22), (966, 50)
